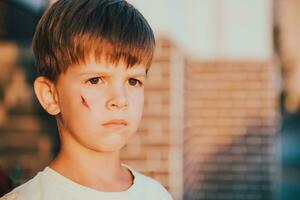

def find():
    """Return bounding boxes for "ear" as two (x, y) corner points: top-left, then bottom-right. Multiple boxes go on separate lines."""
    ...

(33, 76), (60, 115)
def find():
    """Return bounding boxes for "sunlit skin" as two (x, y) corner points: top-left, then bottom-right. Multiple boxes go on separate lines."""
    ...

(36, 59), (147, 192)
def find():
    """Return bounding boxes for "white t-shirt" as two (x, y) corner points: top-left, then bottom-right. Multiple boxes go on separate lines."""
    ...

(1, 164), (173, 200)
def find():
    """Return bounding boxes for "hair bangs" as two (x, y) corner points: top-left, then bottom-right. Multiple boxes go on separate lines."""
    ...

(64, 33), (154, 73)
(33, 0), (155, 82)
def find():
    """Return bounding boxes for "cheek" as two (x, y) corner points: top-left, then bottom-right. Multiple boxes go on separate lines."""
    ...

(79, 87), (106, 113)
(57, 87), (84, 128)
(58, 87), (78, 114)
(59, 86), (94, 117)
(129, 91), (144, 116)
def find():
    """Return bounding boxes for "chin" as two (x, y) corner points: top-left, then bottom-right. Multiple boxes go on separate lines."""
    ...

(96, 144), (126, 152)
(88, 129), (135, 152)
(95, 138), (128, 152)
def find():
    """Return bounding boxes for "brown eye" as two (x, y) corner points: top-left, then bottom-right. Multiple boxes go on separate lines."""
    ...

(88, 77), (101, 84)
(128, 78), (142, 86)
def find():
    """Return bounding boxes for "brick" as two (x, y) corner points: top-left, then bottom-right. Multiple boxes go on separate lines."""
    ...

(0, 115), (42, 132)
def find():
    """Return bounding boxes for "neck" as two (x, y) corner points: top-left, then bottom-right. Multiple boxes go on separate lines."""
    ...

(50, 145), (122, 180)
(49, 129), (133, 192)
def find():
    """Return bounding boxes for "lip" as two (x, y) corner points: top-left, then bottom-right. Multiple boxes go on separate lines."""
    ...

(102, 119), (128, 128)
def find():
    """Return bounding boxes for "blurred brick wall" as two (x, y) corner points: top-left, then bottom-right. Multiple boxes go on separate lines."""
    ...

(0, 38), (281, 200)
(121, 38), (184, 199)
(121, 38), (172, 185)
(184, 61), (281, 200)
(0, 43), (52, 186)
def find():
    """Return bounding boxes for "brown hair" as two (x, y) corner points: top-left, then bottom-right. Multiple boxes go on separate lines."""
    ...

(32, 0), (155, 82)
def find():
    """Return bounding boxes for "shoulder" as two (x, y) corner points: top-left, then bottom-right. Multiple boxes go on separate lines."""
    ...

(1, 191), (25, 200)
(132, 170), (173, 200)
(1, 170), (46, 200)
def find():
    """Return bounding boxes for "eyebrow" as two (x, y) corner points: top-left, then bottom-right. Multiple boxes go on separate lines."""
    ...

(128, 73), (147, 77)
(77, 71), (112, 77)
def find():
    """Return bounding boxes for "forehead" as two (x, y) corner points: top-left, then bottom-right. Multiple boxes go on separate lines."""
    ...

(68, 60), (147, 76)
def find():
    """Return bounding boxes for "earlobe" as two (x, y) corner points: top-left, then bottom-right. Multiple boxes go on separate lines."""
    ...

(33, 76), (60, 115)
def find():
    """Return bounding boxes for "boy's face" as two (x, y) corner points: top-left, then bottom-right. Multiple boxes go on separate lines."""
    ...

(53, 60), (146, 152)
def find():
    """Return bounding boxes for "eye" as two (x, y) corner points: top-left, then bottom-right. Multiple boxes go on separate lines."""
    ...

(128, 78), (142, 87)
(87, 77), (102, 85)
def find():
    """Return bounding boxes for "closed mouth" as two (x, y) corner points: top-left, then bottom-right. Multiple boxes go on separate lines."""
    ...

(102, 119), (128, 128)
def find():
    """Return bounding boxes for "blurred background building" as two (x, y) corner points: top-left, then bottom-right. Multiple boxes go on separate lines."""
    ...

(0, 0), (300, 199)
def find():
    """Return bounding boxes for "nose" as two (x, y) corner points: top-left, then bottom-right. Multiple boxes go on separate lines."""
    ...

(106, 85), (128, 110)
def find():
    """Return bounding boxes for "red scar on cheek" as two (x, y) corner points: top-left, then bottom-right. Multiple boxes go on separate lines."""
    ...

(81, 96), (90, 109)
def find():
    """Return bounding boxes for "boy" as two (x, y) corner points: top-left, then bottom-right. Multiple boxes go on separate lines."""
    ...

(1, 0), (173, 199)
